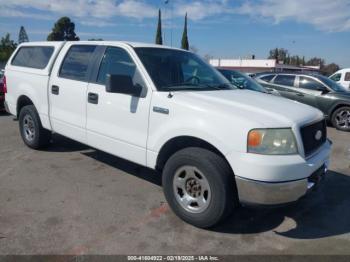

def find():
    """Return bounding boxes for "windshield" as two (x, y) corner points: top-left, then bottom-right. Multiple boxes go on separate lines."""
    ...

(219, 69), (267, 93)
(134, 48), (235, 91)
(316, 75), (347, 92)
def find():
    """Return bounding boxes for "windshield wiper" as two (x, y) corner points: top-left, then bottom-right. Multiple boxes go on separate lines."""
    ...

(161, 83), (212, 91)
(161, 82), (234, 91)
(207, 83), (234, 90)
(162, 83), (198, 88)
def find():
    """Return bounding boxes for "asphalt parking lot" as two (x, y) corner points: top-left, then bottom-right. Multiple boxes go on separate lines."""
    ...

(0, 112), (350, 255)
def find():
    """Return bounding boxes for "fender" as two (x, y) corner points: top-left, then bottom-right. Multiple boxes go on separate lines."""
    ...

(15, 80), (52, 130)
(146, 125), (245, 169)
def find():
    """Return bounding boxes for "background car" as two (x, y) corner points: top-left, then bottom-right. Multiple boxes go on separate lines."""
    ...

(0, 70), (5, 111)
(255, 73), (350, 131)
(217, 69), (280, 96)
(330, 68), (350, 90)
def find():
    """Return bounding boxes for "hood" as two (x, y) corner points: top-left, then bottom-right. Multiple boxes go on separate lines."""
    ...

(175, 89), (323, 128)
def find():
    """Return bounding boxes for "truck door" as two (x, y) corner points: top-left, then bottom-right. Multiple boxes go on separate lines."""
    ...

(86, 45), (152, 166)
(343, 72), (350, 90)
(49, 44), (97, 143)
(269, 74), (299, 101)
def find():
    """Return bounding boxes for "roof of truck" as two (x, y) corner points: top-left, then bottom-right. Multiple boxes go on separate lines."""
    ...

(18, 41), (186, 51)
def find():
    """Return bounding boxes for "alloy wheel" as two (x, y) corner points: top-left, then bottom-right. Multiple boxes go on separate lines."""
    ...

(335, 109), (350, 129)
(173, 166), (211, 213)
(23, 114), (35, 141)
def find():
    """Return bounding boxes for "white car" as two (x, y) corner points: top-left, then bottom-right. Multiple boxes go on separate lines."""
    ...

(330, 69), (350, 90)
(4, 41), (331, 228)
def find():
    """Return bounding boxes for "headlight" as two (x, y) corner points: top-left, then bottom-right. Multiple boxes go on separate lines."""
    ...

(247, 128), (298, 155)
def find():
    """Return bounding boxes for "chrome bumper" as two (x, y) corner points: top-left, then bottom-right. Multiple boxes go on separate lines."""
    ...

(235, 164), (327, 206)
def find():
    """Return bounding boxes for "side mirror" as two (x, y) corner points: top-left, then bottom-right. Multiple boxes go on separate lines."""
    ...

(105, 74), (142, 97)
(317, 86), (328, 93)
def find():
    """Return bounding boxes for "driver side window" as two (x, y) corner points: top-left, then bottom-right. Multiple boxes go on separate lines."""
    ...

(299, 76), (325, 91)
(330, 73), (341, 82)
(96, 47), (145, 88)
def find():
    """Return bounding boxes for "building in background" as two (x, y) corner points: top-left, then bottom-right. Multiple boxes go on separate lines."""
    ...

(209, 58), (320, 74)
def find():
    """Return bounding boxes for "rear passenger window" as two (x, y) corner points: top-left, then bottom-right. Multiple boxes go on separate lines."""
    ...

(273, 75), (295, 87)
(59, 45), (96, 81)
(12, 46), (54, 69)
(260, 75), (275, 82)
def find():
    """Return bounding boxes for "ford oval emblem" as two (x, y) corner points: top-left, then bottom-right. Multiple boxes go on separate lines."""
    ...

(315, 130), (322, 141)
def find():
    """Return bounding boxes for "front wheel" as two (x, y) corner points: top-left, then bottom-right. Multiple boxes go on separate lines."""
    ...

(162, 147), (238, 228)
(331, 106), (350, 132)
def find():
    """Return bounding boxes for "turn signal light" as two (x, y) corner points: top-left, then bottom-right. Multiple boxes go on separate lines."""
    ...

(248, 130), (262, 147)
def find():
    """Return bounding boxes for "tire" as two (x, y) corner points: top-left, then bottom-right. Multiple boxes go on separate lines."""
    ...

(19, 105), (51, 149)
(331, 106), (350, 132)
(162, 147), (238, 228)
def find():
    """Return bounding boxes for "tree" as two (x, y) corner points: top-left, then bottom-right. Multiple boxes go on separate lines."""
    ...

(18, 26), (29, 44)
(47, 17), (79, 41)
(181, 13), (189, 50)
(271, 48), (279, 60)
(268, 48), (288, 62)
(285, 54), (290, 64)
(0, 33), (17, 62)
(306, 57), (339, 76)
(266, 48), (339, 75)
(306, 57), (325, 67)
(289, 56), (295, 65)
(321, 63), (340, 76)
(155, 9), (163, 45)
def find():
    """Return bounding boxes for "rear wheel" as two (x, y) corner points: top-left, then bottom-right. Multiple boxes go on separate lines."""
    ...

(162, 147), (238, 228)
(19, 105), (51, 149)
(331, 106), (350, 132)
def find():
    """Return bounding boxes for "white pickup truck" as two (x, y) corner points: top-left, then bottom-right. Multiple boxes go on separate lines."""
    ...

(4, 41), (331, 228)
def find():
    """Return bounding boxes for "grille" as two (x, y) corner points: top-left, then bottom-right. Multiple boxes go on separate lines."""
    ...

(300, 119), (327, 157)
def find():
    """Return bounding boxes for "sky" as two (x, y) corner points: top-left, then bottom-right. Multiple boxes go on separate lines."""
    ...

(0, 0), (350, 67)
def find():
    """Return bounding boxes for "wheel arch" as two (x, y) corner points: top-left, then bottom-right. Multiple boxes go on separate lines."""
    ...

(16, 95), (35, 118)
(329, 103), (350, 119)
(155, 136), (233, 174)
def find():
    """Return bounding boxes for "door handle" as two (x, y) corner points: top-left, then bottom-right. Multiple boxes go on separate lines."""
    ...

(51, 85), (59, 95)
(88, 92), (99, 104)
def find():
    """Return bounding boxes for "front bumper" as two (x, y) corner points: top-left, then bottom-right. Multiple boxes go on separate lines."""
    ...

(235, 164), (327, 205)
(227, 140), (332, 205)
